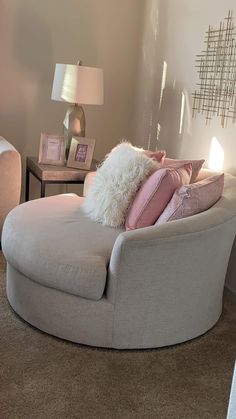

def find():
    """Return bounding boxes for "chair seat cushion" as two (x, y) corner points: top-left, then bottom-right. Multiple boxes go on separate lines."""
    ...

(2, 194), (124, 301)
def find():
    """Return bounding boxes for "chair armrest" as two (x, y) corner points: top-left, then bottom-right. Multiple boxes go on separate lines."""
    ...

(0, 137), (21, 235)
(83, 171), (96, 197)
(107, 210), (236, 348)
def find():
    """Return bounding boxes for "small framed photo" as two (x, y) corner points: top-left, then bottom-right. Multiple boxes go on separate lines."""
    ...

(67, 137), (96, 170)
(38, 134), (65, 166)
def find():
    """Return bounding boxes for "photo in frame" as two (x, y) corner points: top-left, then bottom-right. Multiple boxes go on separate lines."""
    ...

(38, 134), (66, 166)
(67, 137), (96, 170)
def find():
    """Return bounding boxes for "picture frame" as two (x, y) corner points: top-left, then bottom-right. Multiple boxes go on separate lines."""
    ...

(67, 136), (96, 170)
(38, 134), (66, 166)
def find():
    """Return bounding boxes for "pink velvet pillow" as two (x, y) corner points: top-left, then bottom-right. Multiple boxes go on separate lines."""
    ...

(162, 158), (205, 183)
(125, 163), (192, 230)
(156, 174), (224, 225)
(144, 150), (166, 163)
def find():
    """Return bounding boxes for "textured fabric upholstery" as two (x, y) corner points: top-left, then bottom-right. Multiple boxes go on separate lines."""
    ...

(107, 214), (236, 348)
(6, 264), (114, 347)
(2, 194), (123, 300)
(2, 170), (236, 348)
(0, 137), (21, 239)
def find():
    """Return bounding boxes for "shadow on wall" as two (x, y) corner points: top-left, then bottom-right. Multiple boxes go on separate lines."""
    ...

(157, 81), (192, 157)
(133, 0), (168, 150)
(135, 0), (194, 155)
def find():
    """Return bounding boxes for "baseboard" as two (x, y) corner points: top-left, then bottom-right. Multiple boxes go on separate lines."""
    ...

(224, 285), (236, 304)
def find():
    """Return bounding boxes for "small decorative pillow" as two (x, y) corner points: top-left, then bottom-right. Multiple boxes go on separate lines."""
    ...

(125, 163), (192, 230)
(144, 150), (166, 163)
(156, 173), (224, 225)
(82, 142), (157, 227)
(162, 158), (205, 183)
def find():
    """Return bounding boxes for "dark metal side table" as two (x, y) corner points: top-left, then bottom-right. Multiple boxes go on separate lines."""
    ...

(25, 156), (98, 201)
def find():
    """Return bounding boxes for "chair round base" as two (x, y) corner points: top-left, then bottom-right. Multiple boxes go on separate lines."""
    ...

(6, 262), (222, 349)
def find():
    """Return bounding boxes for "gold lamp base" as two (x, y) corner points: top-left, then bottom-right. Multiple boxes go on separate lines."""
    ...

(63, 104), (85, 156)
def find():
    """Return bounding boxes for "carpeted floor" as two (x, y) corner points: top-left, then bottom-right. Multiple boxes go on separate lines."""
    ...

(0, 251), (236, 419)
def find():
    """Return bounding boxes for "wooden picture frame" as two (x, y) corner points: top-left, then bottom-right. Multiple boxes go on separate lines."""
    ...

(38, 134), (65, 166)
(67, 137), (96, 170)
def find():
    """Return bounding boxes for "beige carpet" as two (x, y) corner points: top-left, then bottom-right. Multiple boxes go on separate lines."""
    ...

(0, 251), (236, 419)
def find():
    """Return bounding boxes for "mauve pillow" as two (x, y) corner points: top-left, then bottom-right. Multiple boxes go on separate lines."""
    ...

(125, 163), (192, 230)
(162, 158), (205, 183)
(156, 173), (224, 225)
(144, 150), (166, 163)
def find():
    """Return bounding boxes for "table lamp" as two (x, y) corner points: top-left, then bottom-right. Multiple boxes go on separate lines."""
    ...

(51, 61), (104, 154)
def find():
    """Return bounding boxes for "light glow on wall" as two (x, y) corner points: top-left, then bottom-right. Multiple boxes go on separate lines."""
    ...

(208, 137), (224, 170)
(179, 92), (185, 134)
(159, 61), (167, 110)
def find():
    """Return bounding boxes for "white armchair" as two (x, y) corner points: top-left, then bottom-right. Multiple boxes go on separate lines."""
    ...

(0, 137), (21, 240)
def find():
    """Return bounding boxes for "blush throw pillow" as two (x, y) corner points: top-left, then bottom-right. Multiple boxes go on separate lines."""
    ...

(82, 142), (157, 227)
(162, 158), (205, 183)
(125, 163), (192, 230)
(144, 150), (166, 163)
(156, 173), (224, 224)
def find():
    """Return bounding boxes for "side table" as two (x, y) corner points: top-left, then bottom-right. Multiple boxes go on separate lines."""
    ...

(25, 156), (98, 201)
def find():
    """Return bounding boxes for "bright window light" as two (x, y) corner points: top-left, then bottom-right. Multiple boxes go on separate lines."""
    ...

(208, 137), (224, 170)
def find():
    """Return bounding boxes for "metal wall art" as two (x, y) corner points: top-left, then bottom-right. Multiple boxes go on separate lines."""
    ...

(192, 10), (236, 127)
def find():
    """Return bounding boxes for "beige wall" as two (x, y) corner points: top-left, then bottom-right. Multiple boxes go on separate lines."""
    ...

(0, 0), (143, 197)
(134, 0), (236, 173)
(133, 0), (236, 294)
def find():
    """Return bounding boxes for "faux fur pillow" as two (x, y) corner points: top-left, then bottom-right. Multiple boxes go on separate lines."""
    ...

(82, 142), (157, 227)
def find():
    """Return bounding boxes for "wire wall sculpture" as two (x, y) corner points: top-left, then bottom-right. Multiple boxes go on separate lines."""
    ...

(192, 10), (236, 127)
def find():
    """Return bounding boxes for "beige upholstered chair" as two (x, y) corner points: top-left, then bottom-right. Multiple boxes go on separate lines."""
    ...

(2, 169), (236, 349)
(0, 137), (21, 241)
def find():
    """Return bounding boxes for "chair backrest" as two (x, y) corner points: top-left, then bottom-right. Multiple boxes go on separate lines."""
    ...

(107, 171), (236, 348)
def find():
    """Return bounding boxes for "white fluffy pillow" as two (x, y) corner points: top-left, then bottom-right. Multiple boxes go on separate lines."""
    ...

(82, 142), (157, 227)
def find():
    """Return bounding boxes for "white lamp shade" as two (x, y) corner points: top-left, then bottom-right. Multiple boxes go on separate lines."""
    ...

(51, 63), (104, 105)
(51, 64), (66, 102)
